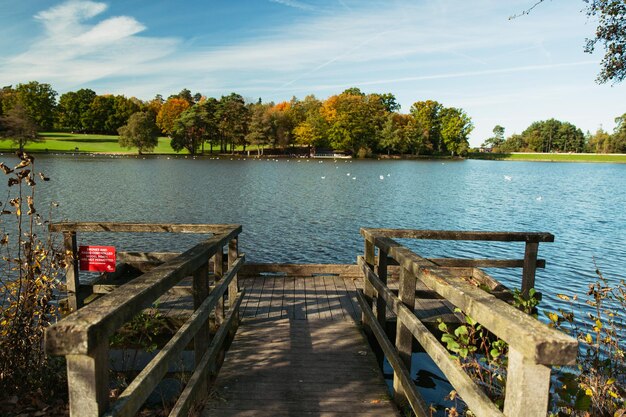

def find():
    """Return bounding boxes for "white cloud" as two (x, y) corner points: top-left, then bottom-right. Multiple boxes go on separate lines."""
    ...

(269, 0), (316, 11)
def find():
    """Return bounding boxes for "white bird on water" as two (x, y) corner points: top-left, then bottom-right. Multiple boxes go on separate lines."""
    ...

(321, 176), (326, 179)
(504, 175), (512, 181)
(346, 173), (350, 176)
(379, 175), (384, 180)
(536, 196), (543, 201)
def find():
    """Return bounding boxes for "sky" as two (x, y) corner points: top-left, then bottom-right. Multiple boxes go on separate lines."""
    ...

(0, 0), (623, 146)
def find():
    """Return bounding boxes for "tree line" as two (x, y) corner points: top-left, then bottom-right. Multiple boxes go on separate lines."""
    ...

(482, 116), (626, 154)
(0, 81), (473, 156)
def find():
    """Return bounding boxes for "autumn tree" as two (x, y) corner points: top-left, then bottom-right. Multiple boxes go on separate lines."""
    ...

(117, 111), (159, 154)
(0, 104), (41, 151)
(156, 97), (190, 136)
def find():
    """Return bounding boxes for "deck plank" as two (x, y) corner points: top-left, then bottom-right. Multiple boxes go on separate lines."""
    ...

(203, 318), (399, 417)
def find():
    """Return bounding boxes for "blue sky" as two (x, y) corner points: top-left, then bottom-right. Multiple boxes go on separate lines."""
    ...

(0, 0), (623, 146)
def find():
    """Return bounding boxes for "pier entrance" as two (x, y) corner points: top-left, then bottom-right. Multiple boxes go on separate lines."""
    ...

(45, 223), (577, 417)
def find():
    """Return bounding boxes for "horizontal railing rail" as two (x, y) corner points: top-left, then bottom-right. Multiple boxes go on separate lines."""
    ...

(46, 224), (244, 417)
(358, 228), (577, 417)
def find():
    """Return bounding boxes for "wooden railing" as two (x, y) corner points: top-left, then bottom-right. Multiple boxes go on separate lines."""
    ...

(45, 223), (244, 417)
(357, 228), (578, 417)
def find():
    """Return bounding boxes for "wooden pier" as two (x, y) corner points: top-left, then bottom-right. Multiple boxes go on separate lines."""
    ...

(45, 223), (578, 417)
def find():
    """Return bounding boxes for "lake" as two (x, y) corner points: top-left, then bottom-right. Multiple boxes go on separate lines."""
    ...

(2, 153), (625, 316)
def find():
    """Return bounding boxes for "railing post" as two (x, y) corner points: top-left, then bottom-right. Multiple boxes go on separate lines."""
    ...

(63, 231), (81, 310)
(66, 342), (109, 417)
(193, 262), (210, 395)
(228, 238), (239, 307)
(522, 241), (539, 298)
(213, 246), (225, 324)
(394, 266), (416, 406)
(504, 347), (551, 416)
(361, 238), (376, 337)
(376, 249), (388, 328)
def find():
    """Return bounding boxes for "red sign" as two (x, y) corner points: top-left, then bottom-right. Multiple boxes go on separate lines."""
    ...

(79, 246), (116, 272)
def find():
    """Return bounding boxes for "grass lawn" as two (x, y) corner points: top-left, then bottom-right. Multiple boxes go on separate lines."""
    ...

(0, 132), (264, 155)
(469, 152), (626, 164)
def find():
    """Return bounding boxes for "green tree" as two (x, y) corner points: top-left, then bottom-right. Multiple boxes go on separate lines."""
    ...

(409, 100), (443, 153)
(117, 111), (159, 154)
(217, 93), (249, 153)
(2, 82), (57, 130)
(84, 95), (114, 134)
(610, 113), (626, 152)
(440, 107), (473, 156)
(482, 125), (506, 149)
(170, 105), (211, 155)
(56, 88), (96, 132)
(246, 102), (272, 155)
(499, 133), (526, 152)
(521, 119), (585, 153)
(0, 104), (41, 151)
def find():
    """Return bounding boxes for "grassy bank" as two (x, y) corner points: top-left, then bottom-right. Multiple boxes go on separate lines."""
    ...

(0, 132), (264, 155)
(469, 152), (626, 163)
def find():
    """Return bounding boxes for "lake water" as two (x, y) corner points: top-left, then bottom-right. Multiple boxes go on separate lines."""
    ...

(3, 153), (624, 412)
(3, 154), (624, 309)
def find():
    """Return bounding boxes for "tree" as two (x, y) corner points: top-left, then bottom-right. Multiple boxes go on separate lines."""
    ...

(521, 119), (585, 152)
(409, 100), (443, 153)
(217, 93), (249, 153)
(84, 95), (114, 134)
(587, 128), (612, 152)
(156, 97), (190, 135)
(1, 82), (57, 130)
(170, 105), (211, 155)
(246, 103), (272, 155)
(440, 107), (473, 156)
(611, 112), (626, 152)
(56, 88), (96, 132)
(482, 125), (506, 149)
(117, 111), (159, 154)
(0, 104), (41, 151)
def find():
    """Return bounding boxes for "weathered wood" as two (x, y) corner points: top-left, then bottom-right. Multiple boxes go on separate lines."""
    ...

(394, 267), (416, 406)
(370, 238), (578, 365)
(46, 229), (241, 356)
(117, 251), (181, 263)
(522, 241), (540, 298)
(428, 258), (546, 269)
(213, 247), (225, 324)
(193, 262), (210, 385)
(170, 291), (245, 417)
(239, 263), (361, 277)
(50, 222), (241, 235)
(66, 342), (109, 417)
(359, 258), (504, 417)
(376, 250), (388, 328)
(356, 290), (429, 417)
(204, 316), (399, 417)
(103, 256), (244, 417)
(362, 238), (376, 327)
(361, 228), (555, 243)
(228, 238), (239, 305)
(63, 231), (81, 310)
(504, 347), (552, 417)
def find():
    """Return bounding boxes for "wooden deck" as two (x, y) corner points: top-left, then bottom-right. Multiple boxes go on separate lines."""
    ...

(202, 274), (400, 417)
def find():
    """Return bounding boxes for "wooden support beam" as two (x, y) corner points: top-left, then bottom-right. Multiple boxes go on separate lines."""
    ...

(169, 290), (245, 417)
(214, 247), (224, 324)
(394, 266), (416, 407)
(228, 238), (239, 305)
(361, 228), (554, 243)
(193, 262), (210, 397)
(50, 222), (241, 235)
(63, 231), (81, 311)
(522, 242), (539, 298)
(504, 347), (552, 417)
(66, 342), (109, 417)
(356, 290), (430, 417)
